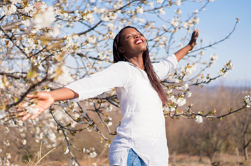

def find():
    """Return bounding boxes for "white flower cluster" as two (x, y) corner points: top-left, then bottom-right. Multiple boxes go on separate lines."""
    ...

(1, 3), (17, 16)
(105, 117), (113, 127)
(183, 17), (200, 28)
(159, 8), (165, 15)
(244, 95), (251, 108)
(218, 69), (227, 77)
(224, 61), (234, 70)
(26, 104), (39, 116)
(136, 6), (144, 14)
(180, 64), (197, 76)
(195, 112), (203, 124)
(33, 6), (55, 29)
(169, 95), (186, 107)
(86, 148), (97, 158)
(171, 17), (179, 27)
(54, 66), (74, 86)
(69, 158), (78, 166)
(157, 0), (164, 4)
(0, 110), (7, 119)
(163, 105), (175, 112)
(175, 9), (182, 14)
(210, 54), (219, 64)
(176, 0), (182, 6)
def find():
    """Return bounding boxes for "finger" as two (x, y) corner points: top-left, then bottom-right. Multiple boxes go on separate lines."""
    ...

(30, 112), (41, 120)
(196, 29), (200, 35)
(17, 102), (28, 111)
(17, 111), (28, 116)
(22, 113), (31, 121)
(26, 94), (37, 99)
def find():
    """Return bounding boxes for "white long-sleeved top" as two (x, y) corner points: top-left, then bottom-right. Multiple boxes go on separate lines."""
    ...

(65, 54), (178, 166)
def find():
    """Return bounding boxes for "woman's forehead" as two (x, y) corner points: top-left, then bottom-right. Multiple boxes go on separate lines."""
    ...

(120, 28), (140, 36)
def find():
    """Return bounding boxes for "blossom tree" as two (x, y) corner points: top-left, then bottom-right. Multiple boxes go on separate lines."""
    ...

(0, 0), (250, 165)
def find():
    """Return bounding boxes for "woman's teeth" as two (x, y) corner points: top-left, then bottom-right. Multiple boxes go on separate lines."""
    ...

(136, 40), (143, 44)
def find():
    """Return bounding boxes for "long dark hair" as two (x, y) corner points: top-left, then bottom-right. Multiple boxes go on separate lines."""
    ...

(113, 26), (168, 105)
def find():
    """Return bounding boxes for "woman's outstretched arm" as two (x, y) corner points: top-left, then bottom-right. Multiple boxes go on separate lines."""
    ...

(18, 62), (130, 121)
(17, 88), (79, 121)
(174, 29), (200, 62)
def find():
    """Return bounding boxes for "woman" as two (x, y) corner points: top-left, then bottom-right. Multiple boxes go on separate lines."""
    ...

(18, 26), (199, 166)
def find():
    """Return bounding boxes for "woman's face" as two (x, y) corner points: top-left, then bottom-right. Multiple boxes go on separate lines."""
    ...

(119, 28), (147, 56)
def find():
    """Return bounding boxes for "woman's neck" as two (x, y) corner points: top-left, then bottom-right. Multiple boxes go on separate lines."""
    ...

(125, 54), (145, 71)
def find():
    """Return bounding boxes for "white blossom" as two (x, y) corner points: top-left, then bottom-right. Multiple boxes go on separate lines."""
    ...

(195, 114), (203, 123)
(3, 4), (17, 16)
(192, 17), (200, 24)
(159, 8), (165, 15)
(176, 0), (182, 6)
(4, 127), (9, 133)
(210, 54), (219, 64)
(69, 159), (78, 166)
(176, 98), (186, 106)
(175, 9), (182, 14)
(218, 70), (228, 77)
(10, 0), (22, 4)
(33, 6), (55, 29)
(136, 6), (144, 14)
(157, 0), (164, 4)
(89, 151), (97, 158)
(55, 66), (74, 86)
(194, 9), (199, 14)
(6, 153), (11, 159)
(171, 18), (179, 27)
(22, 139), (27, 145)
(185, 91), (192, 98)
(182, 84), (189, 90)
(224, 62), (234, 70)
(3, 140), (10, 146)
(208, 0), (214, 2)
(244, 95), (251, 106)
(169, 95), (177, 103)
(0, 110), (7, 119)
(26, 104), (39, 116)
(64, 147), (69, 154)
(149, 2), (154, 8)
(4, 158), (10, 166)
(183, 22), (189, 28)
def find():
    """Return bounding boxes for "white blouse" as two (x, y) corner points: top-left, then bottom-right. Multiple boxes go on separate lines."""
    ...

(65, 54), (178, 166)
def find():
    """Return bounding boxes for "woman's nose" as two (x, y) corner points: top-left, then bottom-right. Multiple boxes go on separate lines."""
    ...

(135, 34), (140, 39)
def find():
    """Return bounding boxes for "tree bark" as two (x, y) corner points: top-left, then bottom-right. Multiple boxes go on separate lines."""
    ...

(199, 143), (203, 162)
(244, 133), (249, 160)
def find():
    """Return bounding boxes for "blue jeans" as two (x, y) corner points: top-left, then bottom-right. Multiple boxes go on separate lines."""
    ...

(127, 148), (148, 166)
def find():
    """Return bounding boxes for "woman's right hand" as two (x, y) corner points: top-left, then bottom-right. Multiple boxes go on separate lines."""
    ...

(17, 92), (55, 121)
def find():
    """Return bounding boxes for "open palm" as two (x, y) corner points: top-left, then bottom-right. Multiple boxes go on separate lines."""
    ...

(17, 92), (55, 121)
(189, 29), (200, 48)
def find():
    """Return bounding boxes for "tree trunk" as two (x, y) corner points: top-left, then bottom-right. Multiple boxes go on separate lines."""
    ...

(244, 133), (249, 160)
(236, 147), (239, 166)
(199, 143), (203, 162)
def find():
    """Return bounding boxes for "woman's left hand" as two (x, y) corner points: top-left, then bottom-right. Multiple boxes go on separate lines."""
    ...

(188, 29), (200, 49)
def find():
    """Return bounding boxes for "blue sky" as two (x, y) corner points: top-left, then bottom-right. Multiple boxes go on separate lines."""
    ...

(46, 0), (251, 87)
(171, 0), (251, 86)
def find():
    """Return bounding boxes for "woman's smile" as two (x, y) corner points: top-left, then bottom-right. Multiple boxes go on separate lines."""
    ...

(135, 38), (144, 44)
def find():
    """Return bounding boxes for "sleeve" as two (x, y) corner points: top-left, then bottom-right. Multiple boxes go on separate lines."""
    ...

(64, 62), (130, 102)
(152, 54), (178, 80)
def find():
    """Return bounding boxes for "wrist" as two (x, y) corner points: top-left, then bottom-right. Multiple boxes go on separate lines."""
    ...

(49, 91), (57, 102)
(187, 44), (193, 51)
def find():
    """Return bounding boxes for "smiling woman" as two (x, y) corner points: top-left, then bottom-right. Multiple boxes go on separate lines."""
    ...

(113, 26), (169, 106)
(18, 26), (199, 166)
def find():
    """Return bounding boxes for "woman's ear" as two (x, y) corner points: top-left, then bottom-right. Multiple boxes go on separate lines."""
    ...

(118, 47), (125, 54)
